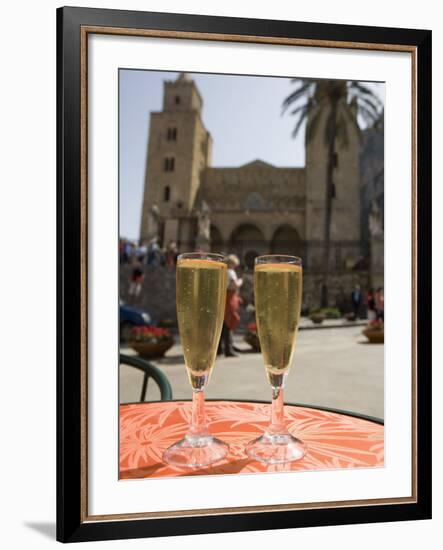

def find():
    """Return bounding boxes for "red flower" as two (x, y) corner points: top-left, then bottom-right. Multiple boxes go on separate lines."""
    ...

(130, 326), (172, 342)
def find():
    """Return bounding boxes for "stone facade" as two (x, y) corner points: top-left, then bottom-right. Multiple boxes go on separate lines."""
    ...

(201, 161), (306, 263)
(139, 73), (382, 308)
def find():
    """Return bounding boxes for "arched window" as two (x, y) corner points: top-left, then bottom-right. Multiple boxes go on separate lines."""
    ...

(271, 225), (302, 257)
(167, 128), (177, 141)
(164, 157), (175, 172)
(163, 186), (170, 202)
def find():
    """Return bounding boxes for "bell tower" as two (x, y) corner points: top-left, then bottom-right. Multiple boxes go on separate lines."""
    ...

(140, 73), (212, 247)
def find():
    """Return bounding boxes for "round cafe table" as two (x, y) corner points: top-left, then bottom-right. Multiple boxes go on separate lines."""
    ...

(119, 400), (384, 479)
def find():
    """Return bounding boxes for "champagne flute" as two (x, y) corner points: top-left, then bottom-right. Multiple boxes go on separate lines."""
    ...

(246, 255), (306, 464)
(163, 252), (229, 468)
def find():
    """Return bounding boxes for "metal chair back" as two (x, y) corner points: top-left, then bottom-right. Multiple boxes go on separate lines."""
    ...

(120, 353), (173, 401)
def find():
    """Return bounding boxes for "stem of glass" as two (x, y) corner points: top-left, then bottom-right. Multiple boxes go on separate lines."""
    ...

(188, 390), (209, 438)
(268, 386), (287, 435)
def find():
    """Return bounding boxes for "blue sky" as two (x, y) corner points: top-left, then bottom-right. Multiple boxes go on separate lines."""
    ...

(119, 70), (383, 240)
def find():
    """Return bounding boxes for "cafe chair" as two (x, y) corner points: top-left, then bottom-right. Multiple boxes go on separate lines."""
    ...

(120, 353), (173, 402)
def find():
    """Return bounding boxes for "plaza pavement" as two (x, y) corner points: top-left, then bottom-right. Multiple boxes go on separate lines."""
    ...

(120, 324), (384, 420)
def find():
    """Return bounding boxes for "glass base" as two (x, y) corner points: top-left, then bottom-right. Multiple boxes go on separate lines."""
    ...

(163, 434), (229, 469)
(246, 432), (306, 464)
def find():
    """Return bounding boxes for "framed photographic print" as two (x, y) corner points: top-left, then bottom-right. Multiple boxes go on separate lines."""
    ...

(57, 6), (432, 543)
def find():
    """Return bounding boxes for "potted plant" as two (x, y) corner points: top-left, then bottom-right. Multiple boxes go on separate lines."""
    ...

(344, 312), (357, 322)
(244, 323), (261, 352)
(321, 307), (341, 319)
(130, 326), (174, 358)
(309, 310), (326, 324)
(362, 319), (384, 343)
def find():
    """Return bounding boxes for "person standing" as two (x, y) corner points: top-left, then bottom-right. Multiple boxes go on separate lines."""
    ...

(147, 238), (161, 266)
(366, 288), (376, 321)
(123, 240), (133, 264)
(136, 240), (148, 264)
(351, 284), (362, 318)
(128, 258), (144, 300)
(166, 240), (178, 268)
(220, 254), (243, 357)
(375, 287), (384, 321)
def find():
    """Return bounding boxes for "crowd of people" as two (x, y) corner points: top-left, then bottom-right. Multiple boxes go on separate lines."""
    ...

(120, 238), (179, 268)
(351, 284), (384, 321)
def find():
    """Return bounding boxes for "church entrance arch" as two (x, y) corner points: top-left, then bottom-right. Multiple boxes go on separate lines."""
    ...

(271, 225), (302, 257)
(229, 224), (267, 269)
(244, 250), (259, 270)
(210, 224), (224, 253)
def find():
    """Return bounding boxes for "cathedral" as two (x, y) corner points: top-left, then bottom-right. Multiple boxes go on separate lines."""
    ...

(140, 72), (382, 307)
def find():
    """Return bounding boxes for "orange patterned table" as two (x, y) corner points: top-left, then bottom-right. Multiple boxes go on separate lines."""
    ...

(120, 401), (384, 479)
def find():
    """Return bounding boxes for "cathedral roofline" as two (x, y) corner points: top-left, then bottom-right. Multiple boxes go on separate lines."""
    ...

(241, 159), (275, 168)
(203, 161), (305, 171)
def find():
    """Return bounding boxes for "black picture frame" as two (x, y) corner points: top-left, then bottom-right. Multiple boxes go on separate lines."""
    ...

(57, 6), (432, 543)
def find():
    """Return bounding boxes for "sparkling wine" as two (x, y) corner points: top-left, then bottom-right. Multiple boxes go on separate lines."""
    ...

(254, 262), (303, 387)
(176, 258), (227, 390)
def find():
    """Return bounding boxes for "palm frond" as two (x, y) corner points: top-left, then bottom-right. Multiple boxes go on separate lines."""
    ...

(282, 82), (314, 113)
(358, 104), (381, 128)
(291, 109), (308, 139)
(349, 82), (383, 107)
(289, 103), (309, 117)
(356, 96), (382, 119)
(283, 78), (383, 145)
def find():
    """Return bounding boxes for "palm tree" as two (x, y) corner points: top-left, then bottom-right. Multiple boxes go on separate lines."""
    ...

(283, 79), (383, 306)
